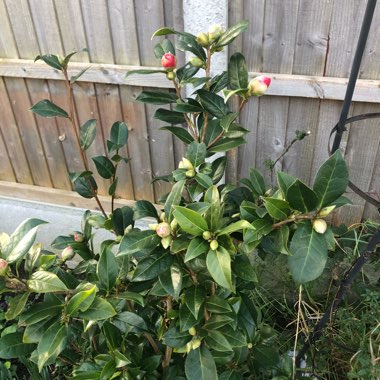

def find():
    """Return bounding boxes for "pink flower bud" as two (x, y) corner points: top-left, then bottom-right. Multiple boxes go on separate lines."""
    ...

(0, 259), (8, 277)
(156, 222), (171, 238)
(161, 53), (176, 70)
(74, 232), (84, 242)
(248, 75), (271, 96)
(61, 246), (75, 261)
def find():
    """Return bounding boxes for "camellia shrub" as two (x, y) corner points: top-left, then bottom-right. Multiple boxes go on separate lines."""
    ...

(0, 21), (354, 379)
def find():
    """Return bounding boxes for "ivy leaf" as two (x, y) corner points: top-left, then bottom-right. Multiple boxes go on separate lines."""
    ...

(288, 223), (328, 283)
(30, 99), (68, 118)
(206, 247), (234, 292)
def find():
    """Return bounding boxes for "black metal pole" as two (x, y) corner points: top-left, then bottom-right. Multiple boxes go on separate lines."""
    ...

(331, 0), (377, 153)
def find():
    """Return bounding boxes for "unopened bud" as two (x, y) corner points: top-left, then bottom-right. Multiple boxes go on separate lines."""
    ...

(149, 223), (159, 231)
(61, 246), (75, 261)
(210, 240), (219, 251)
(124, 225), (133, 235)
(156, 222), (171, 238)
(247, 342), (253, 349)
(208, 24), (223, 42)
(0, 259), (8, 277)
(170, 218), (178, 230)
(191, 338), (202, 350)
(313, 219), (327, 234)
(189, 56), (204, 68)
(74, 232), (84, 242)
(185, 169), (196, 178)
(166, 71), (176, 80)
(196, 32), (209, 47)
(161, 236), (172, 249)
(181, 158), (194, 170)
(202, 231), (212, 241)
(161, 53), (176, 70)
(160, 213), (166, 222)
(317, 205), (336, 218)
(188, 327), (197, 336)
(248, 75), (271, 97)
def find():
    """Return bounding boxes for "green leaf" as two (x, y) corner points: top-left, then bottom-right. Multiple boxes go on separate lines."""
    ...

(0, 333), (35, 359)
(97, 246), (118, 292)
(66, 284), (97, 315)
(37, 322), (67, 371)
(71, 174), (97, 199)
(205, 185), (221, 232)
(163, 326), (192, 348)
(92, 156), (115, 179)
(5, 293), (29, 320)
(277, 171), (297, 196)
(218, 325), (247, 347)
(134, 200), (159, 220)
(185, 346), (218, 380)
(175, 99), (204, 113)
(186, 141), (207, 167)
(108, 121), (129, 151)
(27, 271), (68, 293)
(160, 126), (194, 144)
(217, 220), (253, 236)
(118, 230), (160, 256)
(184, 237), (208, 262)
(173, 206), (208, 236)
(151, 27), (177, 38)
(208, 137), (246, 152)
(185, 286), (206, 319)
(232, 254), (257, 282)
(79, 119), (97, 150)
(5, 218), (47, 263)
(164, 179), (186, 221)
(76, 297), (116, 320)
(132, 252), (173, 282)
(112, 206), (134, 236)
(263, 198), (291, 220)
(100, 360), (116, 380)
(23, 317), (56, 344)
(136, 91), (178, 105)
(206, 247), (234, 291)
(197, 90), (229, 118)
(210, 156), (227, 183)
(203, 314), (234, 330)
(250, 168), (266, 196)
(205, 330), (233, 352)
(228, 53), (248, 90)
(288, 223), (328, 283)
(206, 296), (232, 314)
(286, 180), (318, 213)
(19, 299), (63, 326)
(220, 113), (239, 132)
(35, 54), (62, 70)
(179, 303), (197, 331)
(30, 99), (69, 118)
(161, 38), (175, 54)
(195, 173), (213, 189)
(159, 263), (183, 301)
(274, 225), (290, 255)
(154, 108), (186, 124)
(177, 34), (206, 60)
(125, 68), (166, 78)
(116, 311), (148, 331)
(313, 150), (349, 208)
(215, 20), (249, 48)
(70, 66), (90, 84)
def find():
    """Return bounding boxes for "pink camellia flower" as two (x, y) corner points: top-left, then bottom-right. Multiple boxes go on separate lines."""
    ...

(161, 53), (176, 69)
(0, 259), (8, 276)
(156, 222), (171, 238)
(248, 75), (271, 96)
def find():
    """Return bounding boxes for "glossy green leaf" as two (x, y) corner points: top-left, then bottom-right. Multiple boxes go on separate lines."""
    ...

(161, 126), (194, 144)
(5, 218), (47, 263)
(30, 99), (69, 118)
(151, 27), (177, 38)
(179, 303), (197, 331)
(205, 330), (233, 352)
(204, 185), (221, 231)
(116, 311), (148, 331)
(263, 198), (291, 220)
(208, 137), (246, 152)
(215, 20), (249, 48)
(118, 230), (160, 256)
(100, 360), (116, 380)
(184, 237), (208, 262)
(217, 220), (253, 236)
(35, 54), (62, 70)
(92, 156), (115, 179)
(185, 346), (217, 380)
(5, 292), (29, 320)
(186, 141), (207, 167)
(197, 90), (229, 118)
(185, 286), (206, 319)
(177, 34), (206, 60)
(108, 121), (129, 151)
(228, 53), (248, 90)
(108, 178), (118, 196)
(37, 322), (67, 371)
(66, 284), (97, 315)
(206, 247), (233, 291)
(163, 326), (192, 348)
(97, 246), (118, 292)
(210, 156), (227, 184)
(173, 206), (208, 236)
(134, 200), (159, 220)
(218, 325), (247, 347)
(125, 68), (166, 78)
(112, 206), (134, 236)
(70, 66), (90, 84)
(76, 297), (116, 320)
(313, 150), (349, 208)
(0, 333), (35, 359)
(19, 299), (63, 326)
(136, 90), (178, 105)
(27, 271), (68, 293)
(159, 263), (183, 300)
(23, 317), (56, 344)
(250, 168), (266, 196)
(165, 180), (186, 221)
(203, 314), (234, 330)
(132, 252), (173, 282)
(175, 99), (204, 113)
(232, 254), (257, 282)
(205, 296), (232, 314)
(274, 225), (290, 255)
(72, 174), (97, 199)
(286, 180), (318, 213)
(79, 119), (97, 150)
(277, 171), (297, 196)
(154, 108), (186, 124)
(288, 223), (328, 283)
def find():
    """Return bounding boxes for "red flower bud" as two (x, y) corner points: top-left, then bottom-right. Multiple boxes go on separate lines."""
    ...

(248, 75), (271, 96)
(161, 53), (176, 69)
(0, 259), (8, 277)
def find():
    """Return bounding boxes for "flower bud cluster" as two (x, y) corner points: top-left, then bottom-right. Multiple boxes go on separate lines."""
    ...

(196, 24), (224, 48)
(178, 157), (195, 178)
(202, 230), (218, 251)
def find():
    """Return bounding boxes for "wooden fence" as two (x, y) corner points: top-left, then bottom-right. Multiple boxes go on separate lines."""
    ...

(0, 0), (379, 223)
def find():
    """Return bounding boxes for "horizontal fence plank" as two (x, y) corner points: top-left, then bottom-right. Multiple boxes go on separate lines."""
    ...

(2, 58), (380, 102)
(0, 180), (160, 213)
